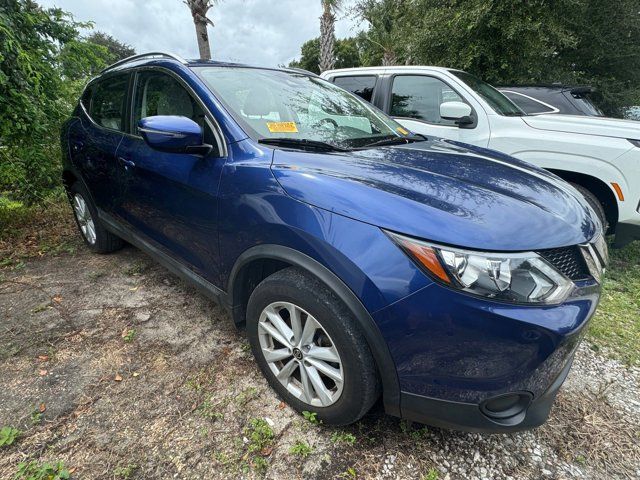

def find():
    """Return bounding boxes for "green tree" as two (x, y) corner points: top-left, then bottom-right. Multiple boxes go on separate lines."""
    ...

(289, 37), (362, 74)
(354, 0), (412, 66)
(0, 0), (123, 203)
(353, 0), (640, 115)
(86, 31), (135, 61)
(59, 39), (112, 80)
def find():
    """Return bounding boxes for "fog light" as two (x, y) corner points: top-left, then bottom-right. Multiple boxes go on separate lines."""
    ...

(480, 392), (532, 422)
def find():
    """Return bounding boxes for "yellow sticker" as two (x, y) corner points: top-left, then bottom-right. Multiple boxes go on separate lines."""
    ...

(267, 121), (298, 133)
(396, 127), (410, 135)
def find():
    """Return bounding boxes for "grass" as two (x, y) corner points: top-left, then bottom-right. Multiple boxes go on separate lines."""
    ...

(587, 240), (640, 365)
(0, 195), (77, 265)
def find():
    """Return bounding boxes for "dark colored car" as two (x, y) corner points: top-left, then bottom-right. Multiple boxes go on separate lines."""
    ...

(498, 85), (604, 116)
(60, 52), (607, 432)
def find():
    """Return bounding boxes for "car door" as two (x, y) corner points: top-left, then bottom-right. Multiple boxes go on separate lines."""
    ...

(115, 68), (227, 283)
(385, 74), (490, 146)
(68, 72), (130, 213)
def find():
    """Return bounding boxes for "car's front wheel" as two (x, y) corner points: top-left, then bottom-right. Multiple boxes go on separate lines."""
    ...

(246, 267), (380, 425)
(69, 182), (124, 253)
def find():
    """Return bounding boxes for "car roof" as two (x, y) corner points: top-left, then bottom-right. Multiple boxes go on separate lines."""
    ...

(96, 52), (317, 79)
(322, 66), (458, 76)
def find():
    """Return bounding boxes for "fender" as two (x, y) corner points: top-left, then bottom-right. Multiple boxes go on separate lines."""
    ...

(227, 244), (401, 416)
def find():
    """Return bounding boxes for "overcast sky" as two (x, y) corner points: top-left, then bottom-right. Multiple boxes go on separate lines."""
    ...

(38, 0), (364, 67)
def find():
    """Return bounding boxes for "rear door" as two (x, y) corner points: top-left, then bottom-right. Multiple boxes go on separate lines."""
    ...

(115, 68), (227, 282)
(69, 72), (130, 212)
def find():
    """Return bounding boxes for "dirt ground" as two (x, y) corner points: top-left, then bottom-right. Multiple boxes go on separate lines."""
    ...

(1, 241), (639, 479)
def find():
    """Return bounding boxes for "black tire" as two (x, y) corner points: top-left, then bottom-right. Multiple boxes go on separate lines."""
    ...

(570, 183), (609, 232)
(246, 267), (380, 425)
(68, 181), (124, 254)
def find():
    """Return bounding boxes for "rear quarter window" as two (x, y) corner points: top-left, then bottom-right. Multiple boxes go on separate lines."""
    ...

(332, 75), (377, 102)
(501, 91), (556, 115)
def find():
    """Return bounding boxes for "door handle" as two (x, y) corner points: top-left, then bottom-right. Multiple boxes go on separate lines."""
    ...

(71, 141), (84, 152)
(118, 157), (135, 168)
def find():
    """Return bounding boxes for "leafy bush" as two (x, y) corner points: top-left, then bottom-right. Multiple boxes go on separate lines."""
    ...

(0, 1), (130, 205)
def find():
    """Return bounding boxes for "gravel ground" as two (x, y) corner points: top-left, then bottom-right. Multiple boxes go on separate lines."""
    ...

(0, 245), (638, 479)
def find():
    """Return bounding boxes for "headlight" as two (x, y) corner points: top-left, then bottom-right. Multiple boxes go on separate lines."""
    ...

(387, 231), (574, 304)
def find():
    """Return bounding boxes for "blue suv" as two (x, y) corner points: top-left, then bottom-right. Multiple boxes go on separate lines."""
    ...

(61, 52), (607, 431)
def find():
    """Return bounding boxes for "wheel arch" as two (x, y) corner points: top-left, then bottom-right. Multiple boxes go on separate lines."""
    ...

(226, 244), (401, 416)
(548, 169), (619, 230)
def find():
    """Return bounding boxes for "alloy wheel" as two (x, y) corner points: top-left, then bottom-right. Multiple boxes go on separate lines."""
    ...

(258, 301), (344, 407)
(72, 193), (97, 245)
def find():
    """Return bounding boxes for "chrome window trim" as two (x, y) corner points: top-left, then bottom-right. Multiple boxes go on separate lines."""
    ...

(78, 65), (228, 157)
(129, 66), (228, 157)
(500, 90), (560, 115)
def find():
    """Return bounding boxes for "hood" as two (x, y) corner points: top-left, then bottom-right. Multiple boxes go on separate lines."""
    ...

(522, 113), (640, 140)
(270, 139), (598, 251)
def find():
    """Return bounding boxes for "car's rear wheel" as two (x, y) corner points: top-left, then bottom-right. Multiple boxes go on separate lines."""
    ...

(246, 267), (380, 425)
(69, 182), (124, 253)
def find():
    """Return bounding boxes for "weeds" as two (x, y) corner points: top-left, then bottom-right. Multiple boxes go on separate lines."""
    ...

(197, 399), (223, 421)
(289, 440), (313, 457)
(423, 469), (439, 480)
(242, 418), (275, 474)
(245, 418), (274, 454)
(122, 328), (136, 343)
(331, 431), (356, 445)
(114, 463), (138, 479)
(302, 410), (321, 425)
(0, 426), (20, 447)
(14, 460), (70, 480)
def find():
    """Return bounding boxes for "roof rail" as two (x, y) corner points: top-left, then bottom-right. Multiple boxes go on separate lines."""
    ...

(286, 67), (319, 77)
(100, 52), (188, 74)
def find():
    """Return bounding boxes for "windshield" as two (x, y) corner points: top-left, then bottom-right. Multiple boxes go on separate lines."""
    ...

(450, 70), (525, 117)
(195, 67), (409, 148)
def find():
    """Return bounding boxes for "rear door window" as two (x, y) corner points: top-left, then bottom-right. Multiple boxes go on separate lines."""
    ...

(390, 75), (464, 125)
(89, 73), (129, 131)
(333, 75), (377, 102)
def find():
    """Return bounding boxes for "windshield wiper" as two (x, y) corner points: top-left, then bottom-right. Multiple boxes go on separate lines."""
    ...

(357, 135), (424, 149)
(258, 137), (350, 152)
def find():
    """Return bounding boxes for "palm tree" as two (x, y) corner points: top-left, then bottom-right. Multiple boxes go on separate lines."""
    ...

(319, 0), (342, 72)
(184, 0), (218, 60)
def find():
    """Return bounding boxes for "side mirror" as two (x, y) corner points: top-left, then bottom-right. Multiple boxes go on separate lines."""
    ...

(440, 101), (474, 126)
(138, 116), (211, 155)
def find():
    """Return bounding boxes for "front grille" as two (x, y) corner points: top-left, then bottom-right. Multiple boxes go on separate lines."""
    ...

(537, 246), (590, 281)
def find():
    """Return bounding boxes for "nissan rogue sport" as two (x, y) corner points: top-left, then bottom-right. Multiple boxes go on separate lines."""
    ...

(61, 52), (607, 431)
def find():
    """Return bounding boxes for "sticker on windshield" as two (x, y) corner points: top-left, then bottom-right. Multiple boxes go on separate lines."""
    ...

(267, 122), (298, 133)
(396, 127), (410, 135)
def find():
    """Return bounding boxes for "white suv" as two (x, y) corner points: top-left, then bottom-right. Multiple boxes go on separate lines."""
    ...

(321, 66), (640, 247)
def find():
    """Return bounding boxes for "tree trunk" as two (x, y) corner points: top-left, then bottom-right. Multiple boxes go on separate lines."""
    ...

(185, 0), (214, 60)
(319, 3), (336, 72)
(193, 18), (212, 60)
(382, 49), (397, 66)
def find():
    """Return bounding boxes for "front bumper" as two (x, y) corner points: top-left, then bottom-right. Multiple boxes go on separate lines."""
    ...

(400, 355), (573, 432)
(613, 221), (640, 248)
(373, 279), (600, 432)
